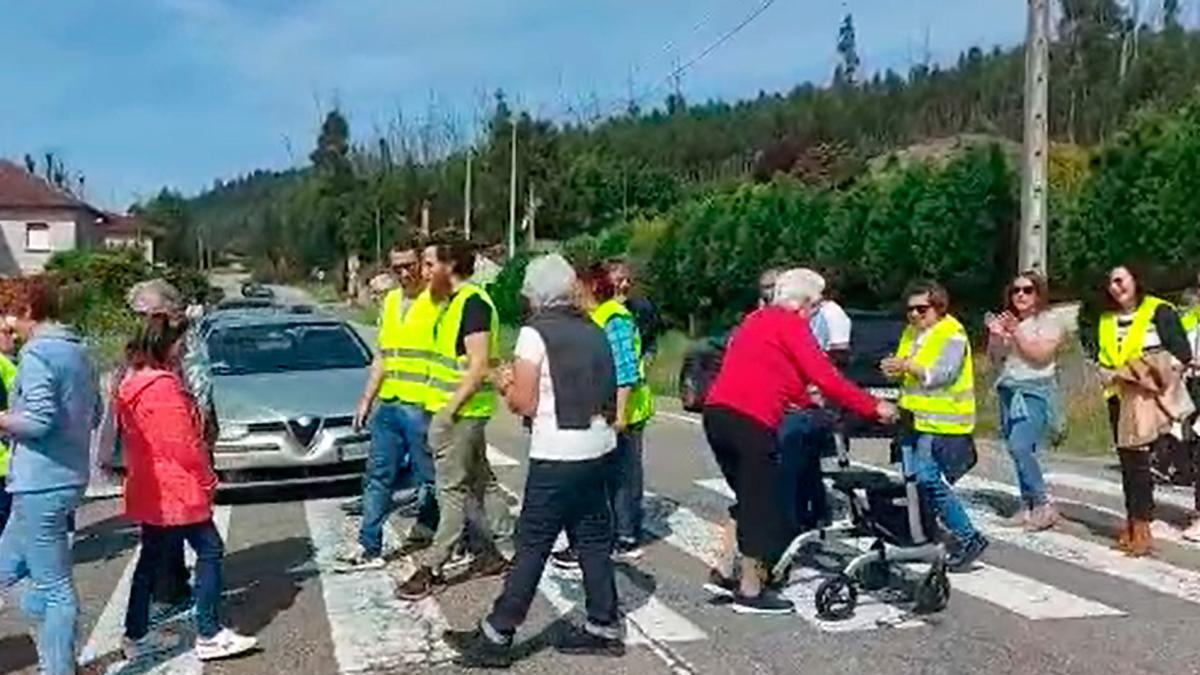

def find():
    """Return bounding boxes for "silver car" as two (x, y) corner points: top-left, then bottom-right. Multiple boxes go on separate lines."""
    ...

(202, 308), (373, 488)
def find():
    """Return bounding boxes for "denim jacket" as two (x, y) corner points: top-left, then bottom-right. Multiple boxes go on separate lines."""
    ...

(996, 374), (1065, 446)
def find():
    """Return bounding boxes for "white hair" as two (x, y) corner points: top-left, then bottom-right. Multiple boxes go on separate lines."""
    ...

(127, 279), (182, 315)
(772, 268), (826, 310)
(521, 254), (577, 309)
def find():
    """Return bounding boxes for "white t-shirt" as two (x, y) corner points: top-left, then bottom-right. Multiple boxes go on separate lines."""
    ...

(514, 327), (616, 462)
(1001, 313), (1064, 380)
(810, 299), (852, 351)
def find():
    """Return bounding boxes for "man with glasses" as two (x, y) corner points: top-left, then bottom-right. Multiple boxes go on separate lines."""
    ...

(336, 242), (441, 571)
(882, 280), (986, 572)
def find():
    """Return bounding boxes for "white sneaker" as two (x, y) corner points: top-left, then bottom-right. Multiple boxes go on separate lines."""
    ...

(122, 632), (181, 661)
(333, 545), (386, 573)
(195, 628), (258, 661)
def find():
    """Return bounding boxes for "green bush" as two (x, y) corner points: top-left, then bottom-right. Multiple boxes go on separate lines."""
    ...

(488, 251), (533, 326)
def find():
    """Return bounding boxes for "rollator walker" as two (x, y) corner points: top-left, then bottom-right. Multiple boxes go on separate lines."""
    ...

(770, 425), (951, 621)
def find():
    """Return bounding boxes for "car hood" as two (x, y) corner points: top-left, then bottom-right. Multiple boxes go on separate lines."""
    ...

(212, 368), (368, 423)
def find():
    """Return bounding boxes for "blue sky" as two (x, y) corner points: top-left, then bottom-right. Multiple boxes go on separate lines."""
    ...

(0, 0), (1025, 209)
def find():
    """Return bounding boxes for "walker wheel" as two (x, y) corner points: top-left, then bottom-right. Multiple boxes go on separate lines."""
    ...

(913, 567), (950, 614)
(815, 575), (858, 621)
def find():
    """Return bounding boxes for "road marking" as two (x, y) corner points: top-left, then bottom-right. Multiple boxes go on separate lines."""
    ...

(305, 498), (454, 671)
(657, 411), (701, 426)
(80, 505), (232, 671)
(492, 482), (707, 649)
(693, 478), (1122, 621)
(1046, 471), (1196, 512)
(658, 484), (923, 631)
(486, 444), (519, 467)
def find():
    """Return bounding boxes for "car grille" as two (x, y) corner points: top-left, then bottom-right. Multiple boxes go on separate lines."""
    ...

(247, 421), (287, 433)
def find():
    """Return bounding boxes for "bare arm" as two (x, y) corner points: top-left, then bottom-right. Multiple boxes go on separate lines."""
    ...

(353, 356), (385, 429)
(505, 358), (540, 417)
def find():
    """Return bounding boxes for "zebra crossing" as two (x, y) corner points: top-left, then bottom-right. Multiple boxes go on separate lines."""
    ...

(6, 445), (1200, 674)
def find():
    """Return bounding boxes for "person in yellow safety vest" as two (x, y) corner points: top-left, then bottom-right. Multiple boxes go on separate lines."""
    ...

(1093, 265), (1197, 552)
(882, 280), (987, 572)
(335, 243), (442, 571)
(0, 325), (18, 535)
(398, 238), (513, 600)
(551, 262), (655, 570)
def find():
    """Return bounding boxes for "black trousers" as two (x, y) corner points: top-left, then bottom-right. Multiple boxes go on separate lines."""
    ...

(486, 456), (618, 636)
(703, 405), (790, 561)
(1118, 448), (1155, 521)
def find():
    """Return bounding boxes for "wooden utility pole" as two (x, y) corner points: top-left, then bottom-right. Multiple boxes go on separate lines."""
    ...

(1020, 0), (1050, 276)
(507, 118), (518, 260)
(463, 149), (473, 240)
(420, 199), (431, 238)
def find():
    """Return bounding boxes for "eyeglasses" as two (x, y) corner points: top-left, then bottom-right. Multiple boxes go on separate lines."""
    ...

(907, 304), (932, 315)
(1011, 285), (1037, 296)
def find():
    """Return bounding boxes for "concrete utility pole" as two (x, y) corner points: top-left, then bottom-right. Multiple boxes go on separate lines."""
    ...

(507, 118), (518, 260)
(463, 149), (473, 240)
(1020, 0), (1050, 276)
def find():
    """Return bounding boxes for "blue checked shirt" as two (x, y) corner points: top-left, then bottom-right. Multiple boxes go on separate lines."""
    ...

(604, 315), (641, 388)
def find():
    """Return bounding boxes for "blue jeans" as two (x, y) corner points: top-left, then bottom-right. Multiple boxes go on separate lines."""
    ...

(609, 426), (644, 545)
(779, 410), (835, 533)
(902, 434), (978, 545)
(126, 520), (224, 640)
(999, 386), (1050, 508)
(360, 402), (436, 556)
(0, 487), (10, 534)
(0, 486), (84, 675)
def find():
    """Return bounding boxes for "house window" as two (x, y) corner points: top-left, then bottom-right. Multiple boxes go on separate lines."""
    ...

(25, 223), (51, 252)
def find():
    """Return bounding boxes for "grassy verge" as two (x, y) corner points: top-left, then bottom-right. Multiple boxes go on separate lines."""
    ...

(301, 282), (341, 305)
(646, 330), (693, 397)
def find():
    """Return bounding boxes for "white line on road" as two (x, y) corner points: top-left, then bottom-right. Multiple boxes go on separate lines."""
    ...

(305, 498), (454, 671)
(81, 505), (232, 672)
(663, 482), (923, 631)
(486, 444), (520, 467)
(1046, 471), (1196, 512)
(693, 478), (1123, 621)
(657, 411), (701, 426)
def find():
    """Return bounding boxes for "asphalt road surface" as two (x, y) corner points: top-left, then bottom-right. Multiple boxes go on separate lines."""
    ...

(7, 398), (1200, 675)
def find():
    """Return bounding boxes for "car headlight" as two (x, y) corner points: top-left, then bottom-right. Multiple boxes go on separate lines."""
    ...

(218, 423), (250, 442)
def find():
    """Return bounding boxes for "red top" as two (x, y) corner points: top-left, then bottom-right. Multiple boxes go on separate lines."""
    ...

(118, 368), (217, 526)
(706, 306), (879, 429)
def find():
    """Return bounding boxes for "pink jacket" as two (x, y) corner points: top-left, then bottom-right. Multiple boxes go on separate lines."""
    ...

(117, 367), (216, 526)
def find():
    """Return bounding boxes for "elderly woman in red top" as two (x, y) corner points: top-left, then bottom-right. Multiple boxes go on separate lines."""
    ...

(703, 268), (896, 614)
(116, 315), (257, 662)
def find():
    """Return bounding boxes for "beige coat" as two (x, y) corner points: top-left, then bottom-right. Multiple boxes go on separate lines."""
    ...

(1113, 351), (1196, 449)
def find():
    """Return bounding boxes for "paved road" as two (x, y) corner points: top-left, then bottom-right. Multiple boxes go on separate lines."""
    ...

(6, 402), (1200, 674)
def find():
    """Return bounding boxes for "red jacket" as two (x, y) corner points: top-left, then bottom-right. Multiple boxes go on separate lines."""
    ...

(117, 368), (216, 526)
(706, 306), (879, 429)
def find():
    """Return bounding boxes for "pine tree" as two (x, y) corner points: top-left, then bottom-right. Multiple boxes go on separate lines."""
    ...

(834, 13), (861, 87)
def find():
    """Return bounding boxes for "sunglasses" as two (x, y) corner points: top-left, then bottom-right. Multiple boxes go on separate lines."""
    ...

(907, 304), (932, 315)
(1011, 285), (1037, 296)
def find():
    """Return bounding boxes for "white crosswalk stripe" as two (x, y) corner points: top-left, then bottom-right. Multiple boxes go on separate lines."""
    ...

(693, 476), (1125, 621)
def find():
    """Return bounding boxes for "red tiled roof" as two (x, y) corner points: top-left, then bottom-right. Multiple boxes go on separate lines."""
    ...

(100, 212), (164, 237)
(0, 159), (92, 211)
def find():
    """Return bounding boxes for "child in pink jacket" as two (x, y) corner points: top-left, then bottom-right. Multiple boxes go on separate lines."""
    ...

(116, 315), (257, 662)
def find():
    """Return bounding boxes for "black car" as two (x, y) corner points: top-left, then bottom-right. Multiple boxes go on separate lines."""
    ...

(241, 281), (275, 300)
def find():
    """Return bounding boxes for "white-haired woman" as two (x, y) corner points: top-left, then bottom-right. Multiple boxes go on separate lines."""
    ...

(703, 268), (896, 614)
(447, 254), (623, 667)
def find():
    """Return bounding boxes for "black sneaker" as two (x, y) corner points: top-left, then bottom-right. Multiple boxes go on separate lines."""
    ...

(340, 497), (363, 516)
(702, 569), (737, 598)
(948, 534), (989, 573)
(555, 623), (625, 657)
(612, 540), (644, 562)
(731, 591), (794, 615)
(395, 566), (447, 601)
(550, 548), (580, 570)
(445, 627), (512, 669)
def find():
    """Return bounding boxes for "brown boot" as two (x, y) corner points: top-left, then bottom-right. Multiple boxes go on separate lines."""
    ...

(1125, 520), (1153, 557)
(1112, 518), (1133, 552)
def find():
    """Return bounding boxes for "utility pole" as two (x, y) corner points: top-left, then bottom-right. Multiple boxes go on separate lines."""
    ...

(463, 148), (473, 240)
(507, 118), (518, 260)
(525, 183), (538, 249)
(1020, 0), (1050, 276)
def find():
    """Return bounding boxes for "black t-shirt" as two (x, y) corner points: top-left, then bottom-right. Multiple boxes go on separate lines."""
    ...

(456, 294), (493, 356)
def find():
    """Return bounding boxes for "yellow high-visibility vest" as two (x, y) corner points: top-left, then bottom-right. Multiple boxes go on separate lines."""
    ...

(377, 288), (440, 406)
(895, 314), (975, 435)
(0, 352), (17, 476)
(591, 299), (655, 427)
(1098, 295), (1171, 399)
(425, 283), (499, 418)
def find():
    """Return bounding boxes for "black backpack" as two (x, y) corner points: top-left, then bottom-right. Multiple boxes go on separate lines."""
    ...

(679, 336), (727, 413)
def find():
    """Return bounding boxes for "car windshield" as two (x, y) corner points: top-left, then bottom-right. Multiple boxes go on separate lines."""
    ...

(207, 322), (370, 375)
